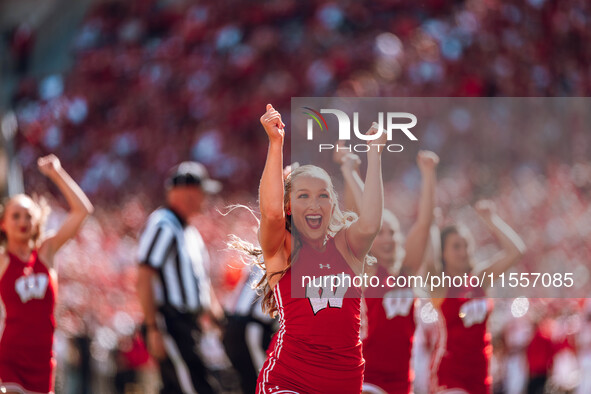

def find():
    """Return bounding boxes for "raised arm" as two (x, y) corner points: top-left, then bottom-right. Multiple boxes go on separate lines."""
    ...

(258, 104), (287, 259)
(403, 151), (439, 275)
(472, 200), (527, 280)
(345, 122), (386, 262)
(38, 154), (94, 265)
(415, 222), (444, 299)
(334, 142), (363, 212)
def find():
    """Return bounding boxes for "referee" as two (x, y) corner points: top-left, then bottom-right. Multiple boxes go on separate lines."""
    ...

(136, 161), (222, 394)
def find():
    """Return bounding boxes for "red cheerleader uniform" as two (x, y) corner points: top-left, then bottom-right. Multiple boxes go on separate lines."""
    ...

(363, 265), (416, 393)
(0, 251), (56, 394)
(257, 237), (364, 394)
(431, 285), (493, 394)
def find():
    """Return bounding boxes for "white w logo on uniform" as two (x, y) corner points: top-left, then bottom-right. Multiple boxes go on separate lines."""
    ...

(15, 273), (49, 303)
(382, 289), (414, 319)
(306, 274), (350, 314)
(460, 299), (488, 328)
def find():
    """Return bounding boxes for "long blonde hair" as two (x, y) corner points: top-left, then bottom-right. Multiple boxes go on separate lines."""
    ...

(230, 165), (372, 317)
(0, 194), (51, 250)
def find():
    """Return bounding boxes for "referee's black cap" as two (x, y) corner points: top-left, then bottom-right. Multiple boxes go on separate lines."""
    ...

(166, 161), (222, 194)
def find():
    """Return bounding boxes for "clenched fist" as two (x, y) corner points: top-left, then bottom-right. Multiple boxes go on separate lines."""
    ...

(38, 154), (62, 177)
(260, 104), (286, 143)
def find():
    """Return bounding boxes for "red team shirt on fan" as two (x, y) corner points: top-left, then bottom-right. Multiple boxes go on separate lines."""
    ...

(0, 251), (56, 394)
(431, 285), (493, 394)
(527, 325), (555, 378)
(257, 237), (364, 394)
(363, 265), (416, 394)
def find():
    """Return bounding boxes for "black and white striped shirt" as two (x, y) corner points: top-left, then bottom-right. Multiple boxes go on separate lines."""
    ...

(137, 207), (211, 314)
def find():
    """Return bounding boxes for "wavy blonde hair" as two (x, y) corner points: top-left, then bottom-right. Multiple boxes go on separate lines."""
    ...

(0, 194), (51, 250)
(229, 165), (375, 317)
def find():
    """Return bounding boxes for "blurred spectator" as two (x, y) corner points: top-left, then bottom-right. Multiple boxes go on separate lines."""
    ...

(526, 320), (555, 394)
(113, 331), (151, 394)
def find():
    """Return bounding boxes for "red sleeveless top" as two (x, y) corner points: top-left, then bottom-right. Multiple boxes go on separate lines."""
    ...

(0, 250), (56, 393)
(257, 237), (364, 394)
(431, 285), (493, 394)
(363, 265), (416, 393)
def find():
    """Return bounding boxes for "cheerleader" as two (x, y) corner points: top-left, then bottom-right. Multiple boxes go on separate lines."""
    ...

(235, 104), (386, 393)
(430, 201), (526, 394)
(337, 148), (439, 394)
(0, 154), (93, 394)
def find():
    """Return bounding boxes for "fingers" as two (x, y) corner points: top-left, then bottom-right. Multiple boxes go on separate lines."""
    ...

(40, 153), (57, 161)
(344, 153), (361, 166)
(475, 199), (495, 210)
(365, 121), (380, 136)
(283, 163), (299, 180)
(417, 150), (440, 169)
(38, 155), (49, 166)
(424, 150), (440, 162)
(261, 105), (285, 129)
(475, 199), (489, 208)
(340, 153), (361, 169)
(265, 114), (282, 122)
(333, 140), (362, 166)
(283, 165), (292, 180)
(37, 156), (51, 169)
(365, 122), (388, 147)
(474, 200), (496, 217)
(38, 154), (59, 165)
(266, 115), (284, 129)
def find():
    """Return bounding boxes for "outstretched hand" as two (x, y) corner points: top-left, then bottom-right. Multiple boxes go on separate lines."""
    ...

(260, 104), (285, 143)
(38, 154), (62, 177)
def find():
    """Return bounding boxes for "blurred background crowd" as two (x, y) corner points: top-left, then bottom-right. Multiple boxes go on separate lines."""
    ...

(1, 0), (590, 393)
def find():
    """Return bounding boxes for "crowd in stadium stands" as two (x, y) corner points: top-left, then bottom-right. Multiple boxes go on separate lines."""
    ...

(6, 0), (591, 392)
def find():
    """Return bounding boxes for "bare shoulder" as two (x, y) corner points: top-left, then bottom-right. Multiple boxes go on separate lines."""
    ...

(0, 252), (9, 279)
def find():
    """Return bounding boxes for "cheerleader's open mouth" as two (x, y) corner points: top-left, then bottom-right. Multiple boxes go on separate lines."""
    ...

(305, 214), (322, 230)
